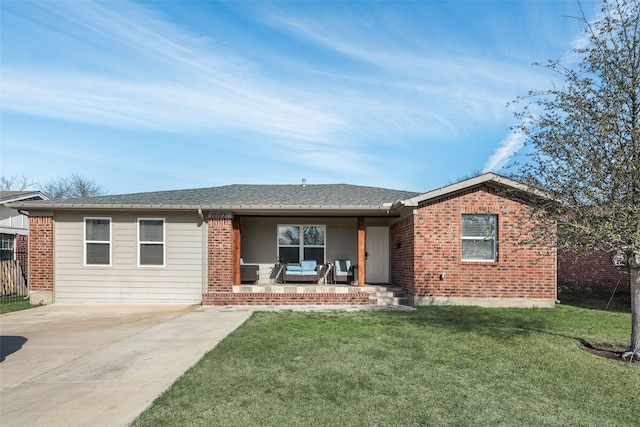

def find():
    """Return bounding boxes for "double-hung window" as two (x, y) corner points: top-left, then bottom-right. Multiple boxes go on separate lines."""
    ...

(85, 218), (111, 266)
(462, 215), (497, 261)
(0, 233), (15, 261)
(138, 219), (165, 266)
(277, 225), (325, 265)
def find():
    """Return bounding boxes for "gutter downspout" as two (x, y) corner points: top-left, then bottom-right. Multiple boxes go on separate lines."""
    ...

(198, 209), (207, 302)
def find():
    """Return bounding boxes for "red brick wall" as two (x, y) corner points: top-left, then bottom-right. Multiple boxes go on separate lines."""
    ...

(202, 292), (372, 306)
(28, 216), (54, 292)
(390, 215), (414, 295)
(558, 250), (630, 291)
(398, 185), (556, 301)
(207, 214), (234, 292)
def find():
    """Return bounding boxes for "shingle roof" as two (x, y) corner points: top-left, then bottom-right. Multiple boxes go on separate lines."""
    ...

(0, 191), (48, 204)
(11, 184), (419, 210)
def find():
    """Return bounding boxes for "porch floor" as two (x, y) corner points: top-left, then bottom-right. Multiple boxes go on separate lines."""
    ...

(232, 284), (411, 307)
(234, 284), (369, 294)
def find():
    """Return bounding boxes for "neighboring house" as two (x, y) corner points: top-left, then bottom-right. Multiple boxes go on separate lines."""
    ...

(558, 250), (630, 292)
(0, 191), (48, 270)
(9, 173), (557, 307)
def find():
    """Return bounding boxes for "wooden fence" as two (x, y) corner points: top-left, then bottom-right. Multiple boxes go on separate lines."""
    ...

(1, 260), (28, 297)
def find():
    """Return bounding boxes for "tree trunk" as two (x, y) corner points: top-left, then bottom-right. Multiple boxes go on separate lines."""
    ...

(627, 251), (640, 360)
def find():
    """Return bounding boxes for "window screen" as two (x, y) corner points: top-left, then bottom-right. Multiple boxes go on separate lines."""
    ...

(462, 215), (497, 261)
(85, 218), (111, 265)
(139, 219), (164, 266)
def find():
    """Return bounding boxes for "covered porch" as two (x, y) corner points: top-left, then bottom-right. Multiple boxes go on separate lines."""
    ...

(204, 205), (405, 306)
(231, 216), (379, 287)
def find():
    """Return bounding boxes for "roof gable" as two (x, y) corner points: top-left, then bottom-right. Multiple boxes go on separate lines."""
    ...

(0, 191), (48, 204)
(397, 173), (545, 207)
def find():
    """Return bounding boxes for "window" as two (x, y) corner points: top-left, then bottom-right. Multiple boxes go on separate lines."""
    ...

(462, 215), (497, 261)
(139, 219), (165, 266)
(277, 225), (325, 265)
(0, 233), (15, 261)
(85, 218), (111, 266)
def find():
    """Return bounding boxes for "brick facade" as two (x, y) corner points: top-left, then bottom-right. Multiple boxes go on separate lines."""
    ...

(391, 185), (556, 306)
(207, 213), (235, 293)
(390, 215), (414, 291)
(558, 250), (630, 291)
(28, 216), (54, 304)
(202, 292), (372, 306)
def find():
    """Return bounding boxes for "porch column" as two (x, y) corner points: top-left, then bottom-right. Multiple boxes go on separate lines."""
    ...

(233, 217), (241, 285)
(28, 213), (54, 305)
(357, 217), (365, 286)
(207, 212), (234, 292)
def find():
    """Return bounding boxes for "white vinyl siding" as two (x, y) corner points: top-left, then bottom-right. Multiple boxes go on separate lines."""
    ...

(84, 218), (111, 266)
(138, 218), (165, 266)
(55, 212), (203, 303)
(462, 215), (497, 261)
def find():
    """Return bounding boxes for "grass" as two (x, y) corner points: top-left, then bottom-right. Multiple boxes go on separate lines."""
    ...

(133, 301), (639, 427)
(0, 299), (35, 314)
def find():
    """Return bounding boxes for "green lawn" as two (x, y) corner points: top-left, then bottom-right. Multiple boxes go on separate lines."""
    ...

(0, 299), (34, 314)
(134, 302), (639, 427)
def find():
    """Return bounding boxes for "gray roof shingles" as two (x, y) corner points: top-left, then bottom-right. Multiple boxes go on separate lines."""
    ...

(33, 184), (420, 208)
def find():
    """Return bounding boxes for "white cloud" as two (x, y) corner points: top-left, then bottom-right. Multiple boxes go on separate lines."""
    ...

(483, 131), (525, 173)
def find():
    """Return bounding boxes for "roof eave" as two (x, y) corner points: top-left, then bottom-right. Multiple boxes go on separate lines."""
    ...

(8, 202), (397, 215)
(401, 173), (549, 205)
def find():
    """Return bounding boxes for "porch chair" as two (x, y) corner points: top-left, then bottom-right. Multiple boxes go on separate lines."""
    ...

(332, 259), (353, 284)
(240, 258), (259, 283)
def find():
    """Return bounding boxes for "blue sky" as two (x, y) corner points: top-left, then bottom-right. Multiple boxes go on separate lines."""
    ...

(1, 0), (596, 195)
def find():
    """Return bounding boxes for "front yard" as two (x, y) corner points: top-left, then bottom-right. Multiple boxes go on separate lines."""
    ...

(134, 301), (638, 426)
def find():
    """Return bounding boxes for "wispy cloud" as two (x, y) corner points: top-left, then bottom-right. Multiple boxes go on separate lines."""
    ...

(3, 3), (351, 141)
(483, 131), (525, 173)
(1, 0), (588, 191)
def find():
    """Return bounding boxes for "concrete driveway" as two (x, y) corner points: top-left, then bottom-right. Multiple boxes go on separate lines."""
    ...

(0, 304), (253, 427)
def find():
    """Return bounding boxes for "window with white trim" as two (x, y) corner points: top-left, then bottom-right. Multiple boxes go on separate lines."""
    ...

(462, 215), (497, 261)
(138, 218), (165, 266)
(277, 225), (325, 264)
(85, 218), (111, 266)
(0, 233), (15, 261)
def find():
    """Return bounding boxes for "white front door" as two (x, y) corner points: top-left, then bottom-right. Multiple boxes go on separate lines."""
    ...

(365, 226), (389, 283)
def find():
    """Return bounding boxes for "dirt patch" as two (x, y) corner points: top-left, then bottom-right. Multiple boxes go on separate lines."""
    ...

(579, 339), (637, 363)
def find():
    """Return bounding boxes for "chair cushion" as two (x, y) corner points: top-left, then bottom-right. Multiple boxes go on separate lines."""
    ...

(286, 270), (303, 276)
(286, 265), (303, 272)
(335, 260), (351, 272)
(300, 260), (317, 271)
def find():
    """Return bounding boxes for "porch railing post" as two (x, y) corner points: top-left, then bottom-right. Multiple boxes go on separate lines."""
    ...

(357, 217), (365, 286)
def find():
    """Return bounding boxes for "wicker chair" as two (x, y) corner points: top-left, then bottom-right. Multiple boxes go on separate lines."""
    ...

(240, 259), (259, 283)
(332, 259), (353, 284)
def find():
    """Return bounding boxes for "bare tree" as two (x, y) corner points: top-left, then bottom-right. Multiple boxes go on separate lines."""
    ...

(0, 175), (34, 191)
(511, 0), (640, 360)
(39, 174), (106, 199)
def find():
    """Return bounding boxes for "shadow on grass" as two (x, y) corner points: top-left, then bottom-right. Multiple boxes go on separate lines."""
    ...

(558, 290), (631, 313)
(372, 305), (555, 342)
